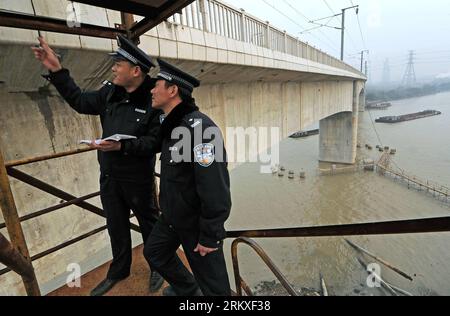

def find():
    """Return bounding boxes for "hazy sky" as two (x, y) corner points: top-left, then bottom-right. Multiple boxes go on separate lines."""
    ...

(224, 0), (450, 84)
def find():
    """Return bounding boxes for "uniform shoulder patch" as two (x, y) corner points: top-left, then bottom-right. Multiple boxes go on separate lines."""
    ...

(190, 120), (201, 128)
(193, 143), (215, 168)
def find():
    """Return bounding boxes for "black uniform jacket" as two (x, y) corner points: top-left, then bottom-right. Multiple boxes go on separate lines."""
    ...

(47, 69), (161, 183)
(159, 101), (232, 248)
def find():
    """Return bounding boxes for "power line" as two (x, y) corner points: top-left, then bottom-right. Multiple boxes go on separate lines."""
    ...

(283, 0), (309, 21)
(320, 0), (361, 58)
(282, 0), (341, 55)
(261, 0), (306, 31)
(322, 0), (335, 14)
(371, 50), (450, 63)
(350, 0), (366, 48)
(262, 0), (340, 55)
(367, 109), (384, 148)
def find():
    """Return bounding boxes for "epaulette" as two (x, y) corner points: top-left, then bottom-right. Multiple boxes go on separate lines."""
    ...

(102, 80), (113, 86)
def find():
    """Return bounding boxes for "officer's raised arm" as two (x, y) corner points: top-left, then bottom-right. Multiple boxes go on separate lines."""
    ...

(31, 36), (109, 116)
(31, 36), (62, 72)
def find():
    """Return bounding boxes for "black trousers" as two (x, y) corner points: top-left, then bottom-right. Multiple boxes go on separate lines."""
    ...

(144, 216), (231, 296)
(100, 175), (159, 280)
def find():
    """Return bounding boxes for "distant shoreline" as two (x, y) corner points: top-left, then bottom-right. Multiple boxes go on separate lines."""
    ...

(367, 82), (450, 103)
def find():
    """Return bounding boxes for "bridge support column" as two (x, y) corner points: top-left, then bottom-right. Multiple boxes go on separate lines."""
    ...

(319, 81), (363, 165)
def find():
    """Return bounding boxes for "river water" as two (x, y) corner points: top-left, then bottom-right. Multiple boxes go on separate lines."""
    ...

(226, 91), (450, 296)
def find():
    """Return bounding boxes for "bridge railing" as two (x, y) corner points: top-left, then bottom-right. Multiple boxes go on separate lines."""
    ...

(166, 0), (362, 76)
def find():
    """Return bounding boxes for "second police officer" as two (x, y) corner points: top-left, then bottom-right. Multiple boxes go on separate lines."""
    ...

(144, 59), (232, 296)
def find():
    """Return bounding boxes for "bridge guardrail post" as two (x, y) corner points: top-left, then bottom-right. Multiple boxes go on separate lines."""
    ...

(240, 9), (246, 43)
(199, 0), (210, 32)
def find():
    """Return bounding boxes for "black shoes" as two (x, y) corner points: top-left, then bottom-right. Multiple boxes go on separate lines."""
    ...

(89, 272), (163, 296)
(90, 278), (125, 296)
(163, 285), (203, 296)
(149, 271), (164, 292)
(162, 286), (177, 296)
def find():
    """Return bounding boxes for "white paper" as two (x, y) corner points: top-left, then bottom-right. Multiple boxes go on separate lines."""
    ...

(79, 134), (137, 145)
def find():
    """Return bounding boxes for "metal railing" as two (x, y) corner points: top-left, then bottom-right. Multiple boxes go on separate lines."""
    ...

(166, 0), (362, 76)
(231, 237), (299, 296)
(227, 216), (450, 296)
(2, 146), (450, 296)
(0, 147), (147, 295)
(0, 232), (35, 283)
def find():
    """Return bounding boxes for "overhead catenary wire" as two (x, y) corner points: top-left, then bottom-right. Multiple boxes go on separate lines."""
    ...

(261, 0), (341, 55)
(279, 0), (341, 55)
(283, 0), (342, 55)
(321, 0), (361, 58)
(350, 0), (367, 48)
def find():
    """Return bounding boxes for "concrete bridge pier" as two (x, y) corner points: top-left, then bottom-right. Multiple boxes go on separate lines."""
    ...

(319, 80), (365, 165)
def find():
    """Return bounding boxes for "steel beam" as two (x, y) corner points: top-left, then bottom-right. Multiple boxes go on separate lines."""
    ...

(227, 216), (450, 239)
(5, 148), (94, 168)
(0, 192), (100, 230)
(0, 10), (125, 39)
(0, 232), (35, 281)
(131, 0), (194, 38)
(6, 168), (141, 233)
(0, 226), (107, 276)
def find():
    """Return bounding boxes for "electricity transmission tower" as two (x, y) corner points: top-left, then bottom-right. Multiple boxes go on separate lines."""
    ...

(402, 50), (416, 86)
(382, 58), (390, 86)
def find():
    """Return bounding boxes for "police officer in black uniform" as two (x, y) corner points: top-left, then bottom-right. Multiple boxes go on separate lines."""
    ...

(32, 35), (164, 296)
(144, 59), (232, 296)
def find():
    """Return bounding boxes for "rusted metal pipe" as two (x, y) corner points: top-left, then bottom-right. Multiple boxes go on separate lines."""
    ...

(0, 192), (100, 230)
(231, 237), (299, 296)
(0, 10), (124, 39)
(6, 167), (140, 233)
(0, 225), (108, 276)
(5, 148), (94, 168)
(0, 232), (34, 281)
(227, 216), (450, 239)
(0, 146), (41, 296)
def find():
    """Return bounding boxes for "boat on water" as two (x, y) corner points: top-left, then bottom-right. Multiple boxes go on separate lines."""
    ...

(375, 110), (442, 124)
(290, 129), (319, 138)
(366, 102), (392, 110)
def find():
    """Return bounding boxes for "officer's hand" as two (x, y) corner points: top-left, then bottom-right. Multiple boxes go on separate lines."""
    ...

(31, 37), (62, 73)
(89, 141), (122, 152)
(194, 244), (218, 257)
